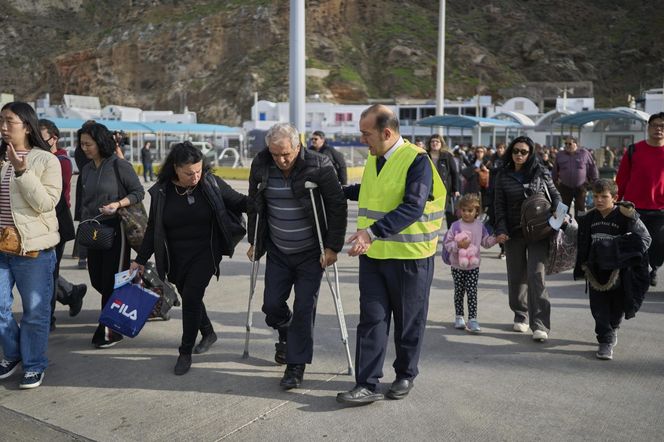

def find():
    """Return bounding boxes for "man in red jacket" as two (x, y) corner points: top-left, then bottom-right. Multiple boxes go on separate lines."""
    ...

(616, 112), (664, 287)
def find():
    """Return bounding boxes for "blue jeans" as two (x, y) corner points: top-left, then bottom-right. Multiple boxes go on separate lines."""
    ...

(0, 249), (55, 373)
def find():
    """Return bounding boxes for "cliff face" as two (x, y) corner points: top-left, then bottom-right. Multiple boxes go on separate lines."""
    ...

(1, 0), (662, 125)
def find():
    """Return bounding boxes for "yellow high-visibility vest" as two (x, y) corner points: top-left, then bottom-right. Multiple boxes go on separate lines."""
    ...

(357, 142), (446, 259)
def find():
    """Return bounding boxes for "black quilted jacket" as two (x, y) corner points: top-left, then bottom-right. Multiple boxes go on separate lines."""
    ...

(493, 164), (561, 237)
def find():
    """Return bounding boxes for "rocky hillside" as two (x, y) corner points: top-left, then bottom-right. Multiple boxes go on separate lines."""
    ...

(1, 0), (662, 125)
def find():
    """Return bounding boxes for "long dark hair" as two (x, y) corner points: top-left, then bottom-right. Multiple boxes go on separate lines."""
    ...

(77, 122), (116, 158)
(1, 102), (51, 156)
(502, 136), (540, 178)
(158, 141), (210, 184)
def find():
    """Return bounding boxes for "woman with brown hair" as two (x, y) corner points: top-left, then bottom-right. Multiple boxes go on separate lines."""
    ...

(426, 134), (460, 228)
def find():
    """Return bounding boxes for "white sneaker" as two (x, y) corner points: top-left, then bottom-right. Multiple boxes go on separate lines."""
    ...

(467, 318), (481, 333)
(454, 316), (466, 329)
(513, 322), (529, 333)
(532, 330), (548, 342)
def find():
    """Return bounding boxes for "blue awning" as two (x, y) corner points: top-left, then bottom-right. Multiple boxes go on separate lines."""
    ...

(42, 117), (241, 134)
(416, 115), (522, 128)
(557, 110), (648, 127)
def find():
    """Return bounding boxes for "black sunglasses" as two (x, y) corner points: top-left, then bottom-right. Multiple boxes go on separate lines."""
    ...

(512, 148), (530, 156)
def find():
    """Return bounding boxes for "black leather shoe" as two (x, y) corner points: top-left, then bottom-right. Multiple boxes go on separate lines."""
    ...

(174, 354), (192, 376)
(386, 378), (414, 400)
(650, 270), (658, 287)
(336, 385), (384, 405)
(193, 332), (218, 354)
(68, 284), (87, 317)
(274, 341), (287, 365)
(280, 364), (305, 389)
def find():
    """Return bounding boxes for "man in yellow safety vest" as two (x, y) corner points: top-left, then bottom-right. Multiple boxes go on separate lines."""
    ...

(337, 104), (446, 405)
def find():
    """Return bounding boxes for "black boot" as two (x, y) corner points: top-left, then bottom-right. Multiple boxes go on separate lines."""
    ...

(193, 332), (218, 354)
(280, 364), (305, 389)
(174, 354), (192, 375)
(68, 284), (87, 317)
(275, 325), (288, 365)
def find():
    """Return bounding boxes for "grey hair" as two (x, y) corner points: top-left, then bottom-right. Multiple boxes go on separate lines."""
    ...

(265, 123), (300, 149)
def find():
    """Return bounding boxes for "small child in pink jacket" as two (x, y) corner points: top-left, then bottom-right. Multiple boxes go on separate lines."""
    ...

(443, 194), (497, 333)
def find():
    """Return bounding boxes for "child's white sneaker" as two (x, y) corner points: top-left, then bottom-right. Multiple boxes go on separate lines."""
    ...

(454, 316), (466, 329)
(467, 318), (481, 333)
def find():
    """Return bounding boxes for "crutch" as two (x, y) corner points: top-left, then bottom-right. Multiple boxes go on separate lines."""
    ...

(242, 213), (261, 359)
(305, 181), (354, 376)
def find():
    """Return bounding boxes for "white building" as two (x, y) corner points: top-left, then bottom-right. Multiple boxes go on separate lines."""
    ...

(244, 96), (495, 144)
(643, 88), (664, 115)
(35, 94), (198, 125)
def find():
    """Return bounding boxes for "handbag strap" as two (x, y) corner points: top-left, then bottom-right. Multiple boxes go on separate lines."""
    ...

(112, 159), (128, 200)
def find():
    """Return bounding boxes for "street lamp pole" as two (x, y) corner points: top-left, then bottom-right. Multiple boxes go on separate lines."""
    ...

(289, 0), (306, 139)
(435, 0), (446, 137)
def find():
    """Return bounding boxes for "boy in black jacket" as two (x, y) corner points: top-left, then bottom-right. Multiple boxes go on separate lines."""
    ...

(574, 179), (651, 360)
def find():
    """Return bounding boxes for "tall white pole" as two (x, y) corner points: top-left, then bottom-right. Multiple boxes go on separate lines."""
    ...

(436, 1), (446, 138)
(289, 0), (306, 139)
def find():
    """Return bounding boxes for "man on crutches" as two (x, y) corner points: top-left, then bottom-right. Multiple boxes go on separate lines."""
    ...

(247, 123), (347, 390)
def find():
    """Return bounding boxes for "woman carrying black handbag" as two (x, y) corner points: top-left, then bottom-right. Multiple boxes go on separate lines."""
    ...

(78, 123), (144, 348)
(130, 142), (248, 376)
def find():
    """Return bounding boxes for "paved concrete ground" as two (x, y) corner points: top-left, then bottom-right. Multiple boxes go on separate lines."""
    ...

(1, 179), (663, 441)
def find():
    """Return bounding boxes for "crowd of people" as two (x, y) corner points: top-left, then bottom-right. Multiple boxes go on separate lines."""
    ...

(0, 101), (662, 407)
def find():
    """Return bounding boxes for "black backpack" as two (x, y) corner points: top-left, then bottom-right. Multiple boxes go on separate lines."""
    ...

(520, 178), (553, 243)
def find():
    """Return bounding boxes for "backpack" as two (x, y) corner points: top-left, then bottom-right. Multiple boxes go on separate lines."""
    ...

(442, 222), (462, 265)
(520, 178), (553, 243)
(627, 143), (635, 163)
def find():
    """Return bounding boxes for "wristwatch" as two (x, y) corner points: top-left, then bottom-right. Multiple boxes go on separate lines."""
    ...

(365, 227), (377, 242)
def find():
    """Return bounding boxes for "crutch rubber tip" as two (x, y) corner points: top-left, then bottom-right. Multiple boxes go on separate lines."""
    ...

(348, 369), (354, 376)
(242, 351), (249, 359)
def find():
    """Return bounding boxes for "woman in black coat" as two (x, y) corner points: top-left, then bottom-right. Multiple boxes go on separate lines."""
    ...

(426, 134), (460, 228)
(493, 136), (561, 342)
(131, 142), (248, 375)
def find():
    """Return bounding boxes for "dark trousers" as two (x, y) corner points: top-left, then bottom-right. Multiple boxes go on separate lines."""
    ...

(558, 183), (587, 217)
(173, 265), (214, 356)
(504, 235), (551, 331)
(142, 162), (154, 181)
(87, 218), (130, 309)
(355, 255), (434, 390)
(262, 244), (323, 365)
(50, 242), (66, 326)
(636, 209), (664, 270)
(589, 287), (623, 344)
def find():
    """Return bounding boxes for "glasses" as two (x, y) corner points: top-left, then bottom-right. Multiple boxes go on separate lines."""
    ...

(0, 118), (24, 127)
(512, 148), (530, 156)
(650, 123), (664, 130)
(564, 142), (575, 146)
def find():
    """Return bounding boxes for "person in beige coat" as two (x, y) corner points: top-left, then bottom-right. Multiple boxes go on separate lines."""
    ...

(0, 102), (61, 390)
